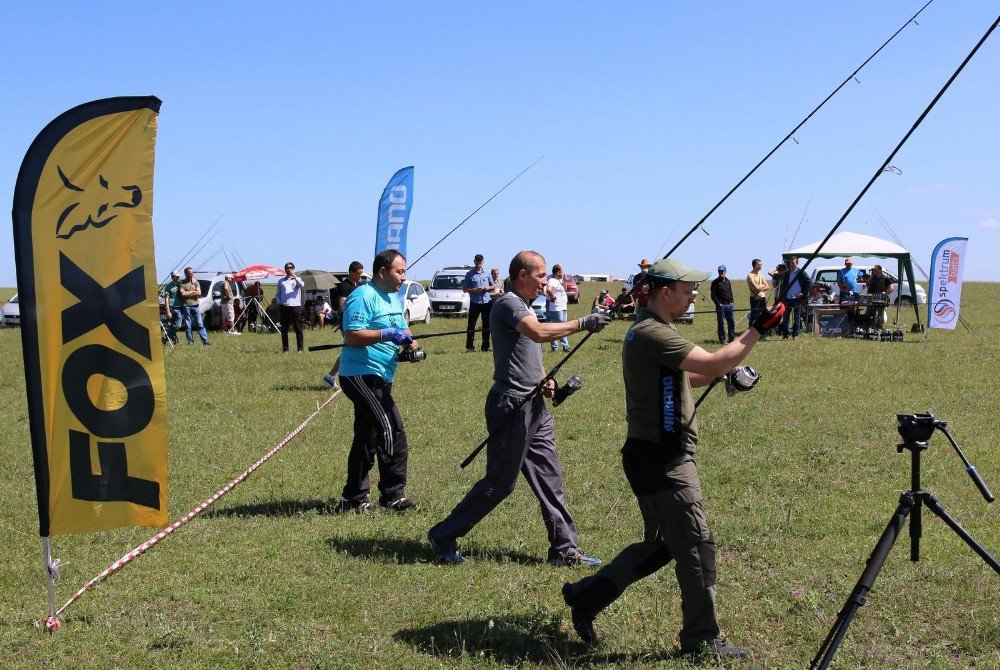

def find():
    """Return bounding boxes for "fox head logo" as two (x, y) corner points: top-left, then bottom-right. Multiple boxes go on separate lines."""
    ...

(55, 166), (142, 240)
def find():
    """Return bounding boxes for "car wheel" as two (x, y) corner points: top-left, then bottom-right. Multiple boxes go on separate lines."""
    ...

(423, 308), (432, 324)
(202, 311), (212, 330)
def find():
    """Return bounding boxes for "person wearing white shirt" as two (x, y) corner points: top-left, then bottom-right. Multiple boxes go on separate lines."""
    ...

(276, 261), (306, 352)
(545, 264), (571, 352)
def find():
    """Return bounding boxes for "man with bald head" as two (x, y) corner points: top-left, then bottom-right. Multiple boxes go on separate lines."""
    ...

(428, 250), (611, 566)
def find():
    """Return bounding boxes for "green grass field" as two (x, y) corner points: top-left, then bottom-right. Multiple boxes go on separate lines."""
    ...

(1, 281), (997, 669)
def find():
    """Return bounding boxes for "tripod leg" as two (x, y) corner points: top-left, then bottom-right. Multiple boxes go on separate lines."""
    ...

(920, 493), (1000, 573)
(910, 491), (922, 562)
(810, 493), (914, 670)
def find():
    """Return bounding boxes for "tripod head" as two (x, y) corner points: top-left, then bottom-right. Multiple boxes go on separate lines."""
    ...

(896, 412), (994, 503)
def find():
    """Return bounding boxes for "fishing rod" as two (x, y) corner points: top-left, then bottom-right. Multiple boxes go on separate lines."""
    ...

(786, 13), (999, 313)
(656, 0), (935, 260)
(459, 6), (940, 471)
(159, 214), (224, 287)
(308, 328), (490, 352)
(406, 156), (543, 272)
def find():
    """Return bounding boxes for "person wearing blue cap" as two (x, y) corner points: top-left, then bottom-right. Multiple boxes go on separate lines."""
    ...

(710, 265), (736, 344)
(562, 257), (785, 661)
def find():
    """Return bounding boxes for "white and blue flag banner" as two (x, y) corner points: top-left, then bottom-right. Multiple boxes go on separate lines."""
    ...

(374, 166), (413, 258)
(927, 236), (968, 330)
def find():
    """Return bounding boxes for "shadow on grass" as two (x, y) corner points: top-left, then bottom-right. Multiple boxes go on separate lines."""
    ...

(205, 497), (339, 518)
(393, 614), (682, 666)
(324, 536), (544, 566)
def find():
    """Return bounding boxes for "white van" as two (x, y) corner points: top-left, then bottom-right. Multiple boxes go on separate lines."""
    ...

(809, 265), (926, 305)
(428, 266), (472, 315)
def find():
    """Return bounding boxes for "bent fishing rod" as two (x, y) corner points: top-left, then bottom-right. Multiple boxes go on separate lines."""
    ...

(458, 4), (938, 470)
(657, 0), (934, 258)
(785, 13), (999, 307)
(308, 328), (492, 352)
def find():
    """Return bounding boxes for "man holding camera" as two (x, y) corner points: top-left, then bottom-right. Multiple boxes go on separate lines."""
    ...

(336, 249), (420, 513)
(561, 258), (784, 660)
(428, 250), (611, 566)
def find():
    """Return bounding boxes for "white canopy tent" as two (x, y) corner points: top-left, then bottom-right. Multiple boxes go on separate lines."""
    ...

(784, 231), (921, 326)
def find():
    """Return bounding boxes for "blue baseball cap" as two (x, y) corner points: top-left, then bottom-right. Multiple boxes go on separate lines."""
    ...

(718, 265), (727, 272)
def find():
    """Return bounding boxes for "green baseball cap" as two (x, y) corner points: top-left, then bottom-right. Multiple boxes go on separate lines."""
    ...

(648, 258), (712, 282)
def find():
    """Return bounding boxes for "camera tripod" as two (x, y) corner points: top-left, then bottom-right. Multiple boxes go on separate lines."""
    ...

(810, 413), (998, 670)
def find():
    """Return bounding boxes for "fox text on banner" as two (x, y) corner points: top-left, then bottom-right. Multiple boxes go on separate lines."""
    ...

(12, 97), (168, 536)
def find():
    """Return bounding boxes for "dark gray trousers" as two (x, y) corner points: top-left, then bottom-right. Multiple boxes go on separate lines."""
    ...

(433, 387), (578, 555)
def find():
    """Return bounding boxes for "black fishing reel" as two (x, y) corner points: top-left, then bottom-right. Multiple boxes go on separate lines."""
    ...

(397, 347), (427, 363)
(552, 375), (583, 407)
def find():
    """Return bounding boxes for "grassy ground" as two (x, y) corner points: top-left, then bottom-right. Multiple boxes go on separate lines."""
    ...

(1, 281), (997, 669)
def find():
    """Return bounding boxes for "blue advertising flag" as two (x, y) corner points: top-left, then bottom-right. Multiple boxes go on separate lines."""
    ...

(374, 166), (414, 258)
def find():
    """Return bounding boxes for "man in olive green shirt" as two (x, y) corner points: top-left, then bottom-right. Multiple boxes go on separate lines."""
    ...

(562, 258), (783, 660)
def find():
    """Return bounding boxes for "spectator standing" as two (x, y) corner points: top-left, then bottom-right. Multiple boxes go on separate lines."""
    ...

(464, 254), (495, 352)
(710, 265), (736, 344)
(323, 261), (365, 388)
(864, 264), (895, 329)
(778, 256), (809, 339)
(277, 261), (305, 353)
(161, 269), (184, 344)
(746, 258), (770, 329)
(180, 267), (210, 345)
(490, 268), (504, 298)
(545, 264), (571, 352)
(220, 274), (236, 333)
(836, 257), (861, 301)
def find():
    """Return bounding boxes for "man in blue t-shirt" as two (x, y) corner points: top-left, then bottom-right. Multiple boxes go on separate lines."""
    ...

(836, 257), (861, 302)
(464, 253), (496, 352)
(336, 249), (420, 513)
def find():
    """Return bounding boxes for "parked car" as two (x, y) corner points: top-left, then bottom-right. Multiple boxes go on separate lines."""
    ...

(193, 272), (247, 329)
(1, 293), (20, 326)
(624, 273), (695, 323)
(428, 266), (472, 315)
(562, 273), (579, 304)
(397, 280), (432, 325)
(809, 265), (926, 305)
(531, 294), (548, 321)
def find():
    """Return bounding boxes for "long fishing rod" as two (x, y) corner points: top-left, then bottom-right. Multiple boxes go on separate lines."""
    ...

(657, 0), (935, 260)
(458, 6), (939, 471)
(788, 14), (999, 311)
(307, 328), (489, 352)
(406, 156), (543, 272)
(787, 194), (812, 252)
(160, 214), (223, 286)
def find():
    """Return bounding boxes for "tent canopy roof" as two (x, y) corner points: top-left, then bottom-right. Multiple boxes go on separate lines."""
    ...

(784, 231), (909, 259)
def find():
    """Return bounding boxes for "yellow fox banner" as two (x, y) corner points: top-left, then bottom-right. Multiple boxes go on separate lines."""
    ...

(12, 97), (168, 536)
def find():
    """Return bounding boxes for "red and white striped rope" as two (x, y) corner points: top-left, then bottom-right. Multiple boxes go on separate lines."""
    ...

(49, 390), (341, 621)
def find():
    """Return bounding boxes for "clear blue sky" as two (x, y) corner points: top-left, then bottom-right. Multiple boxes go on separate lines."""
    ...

(3, 2), (997, 284)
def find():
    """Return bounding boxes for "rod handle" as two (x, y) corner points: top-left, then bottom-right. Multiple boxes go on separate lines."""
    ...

(967, 466), (994, 503)
(307, 344), (338, 352)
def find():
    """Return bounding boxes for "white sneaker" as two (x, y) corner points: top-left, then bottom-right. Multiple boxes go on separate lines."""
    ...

(322, 374), (338, 389)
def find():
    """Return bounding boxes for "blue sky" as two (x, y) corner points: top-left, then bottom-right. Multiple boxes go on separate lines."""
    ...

(3, 2), (998, 285)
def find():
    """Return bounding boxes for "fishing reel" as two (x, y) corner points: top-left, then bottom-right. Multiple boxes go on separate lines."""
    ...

(397, 347), (427, 363)
(552, 375), (583, 407)
(726, 366), (761, 396)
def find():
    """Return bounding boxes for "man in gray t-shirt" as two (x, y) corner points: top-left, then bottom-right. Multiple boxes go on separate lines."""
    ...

(428, 250), (610, 566)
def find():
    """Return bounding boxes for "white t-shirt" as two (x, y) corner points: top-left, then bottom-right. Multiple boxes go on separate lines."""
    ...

(546, 276), (568, 311)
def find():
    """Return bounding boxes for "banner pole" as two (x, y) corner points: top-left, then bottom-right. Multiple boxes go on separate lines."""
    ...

(41, 536), (61, 632)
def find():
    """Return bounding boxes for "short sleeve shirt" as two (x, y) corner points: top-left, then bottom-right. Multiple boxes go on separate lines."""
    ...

(837, 267), (861, 293)
(866, 274), (893, 294)
(161, 282), (183, 309)
(622, 309), (698, 453)
(276, 276), (305, 306)
(490, 291), (544, 396)
(546, 276), (568, 311)
(464, 269), (493, 305)
(181, 280), (201, 307)
(339, 283), (406, 382)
